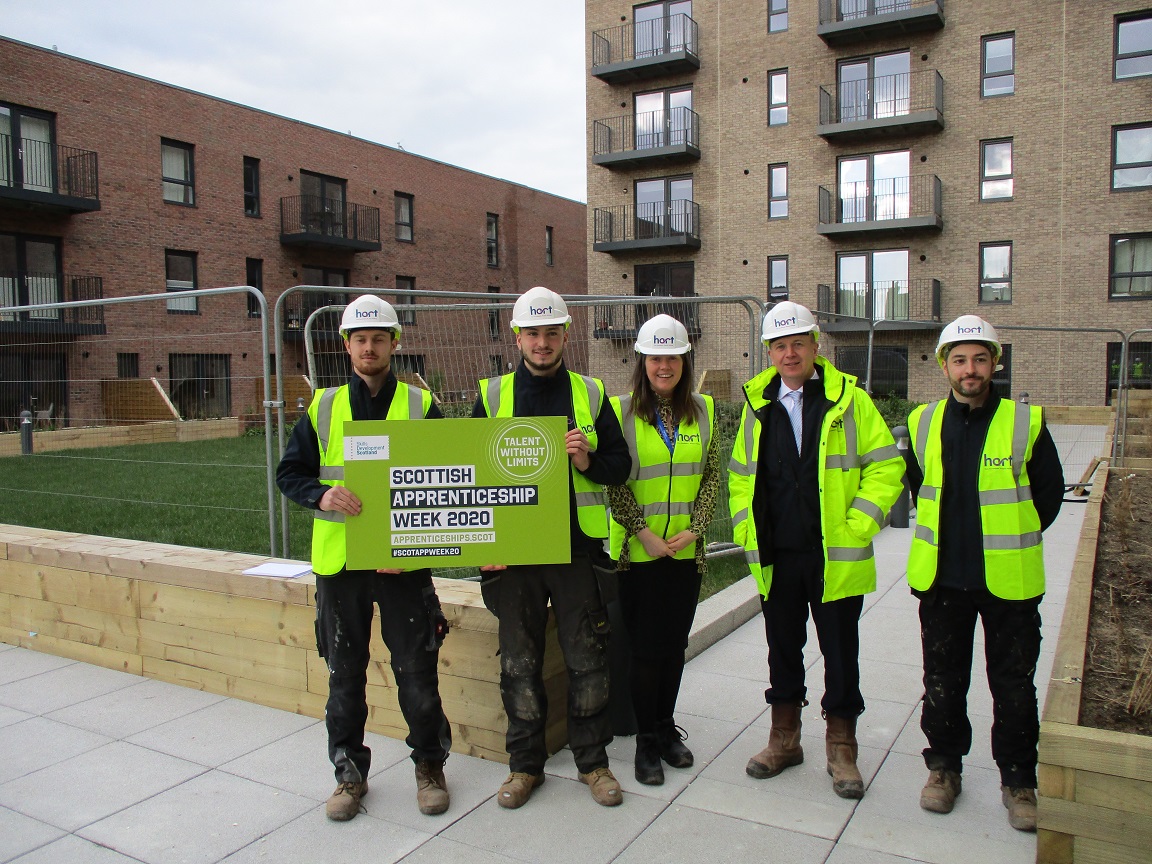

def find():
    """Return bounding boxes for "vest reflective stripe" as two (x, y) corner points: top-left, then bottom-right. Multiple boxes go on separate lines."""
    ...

(907, 398), (1046, 599)
(308, 382), (432, 575)
(610, 392), (714, 562)
(728, 358), (904, 601)
(479, 371), (610, 538)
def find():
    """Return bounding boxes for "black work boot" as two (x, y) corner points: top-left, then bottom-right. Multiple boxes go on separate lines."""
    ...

(655, 719), (694, 768)
(634, 733), (665, 785)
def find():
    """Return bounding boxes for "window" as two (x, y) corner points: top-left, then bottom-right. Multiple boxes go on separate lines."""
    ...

(981, 139), (1014, 200)
(635, 176), (694, 237)
(835, 346), (909, 399)
(769, 69), (788, 126)
(837, 249), (909, 320)
(768, 256), (788, 300)
(395, 192), (414, 242)
(393, 353), (426, 379)
(490, 355), (506, 377)
(488, 285), (501, 339)
(838, 150), (910, 222)
(769, 0), (788, 32)
(243, 157), (260, 216)
(161, 139), (194, 205)
(1110, 234), (1152, 299)
(1115, 12), (1152, 79)
(545, 226), (554, 266)
(245, 258), (263, 318)
(487, 213), (499, 266)
(980, 243), (1012, 303)
(396, 276), (416, 325)
(0, 233), (61, 315)
(299, 171), (347, 236)
(1108, 341), (1152, 404)
(165, 250), (197, 313)
(1113, 124), (1152, 189)
(982, 34), (1015, 97)
(116, 353), (139, 379)
(769, 163), (788, 219)
(634, 2), (693, 59)
(838, 51), (910, 123)
(635, 86), (693, 149)
(0, 104), (57, 194)
(635, 262), (698, 337)
(169, 354), (231, 419)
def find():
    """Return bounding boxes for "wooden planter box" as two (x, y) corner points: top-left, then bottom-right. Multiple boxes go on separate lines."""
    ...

(1038, 465), (1152, 864)
(0, 524), (566, 763)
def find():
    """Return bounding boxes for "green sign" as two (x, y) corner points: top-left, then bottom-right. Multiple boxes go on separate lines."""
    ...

(343, 416), (571, 569)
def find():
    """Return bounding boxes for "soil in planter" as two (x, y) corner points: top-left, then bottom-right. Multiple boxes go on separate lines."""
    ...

(1080, 471), (1152, 735)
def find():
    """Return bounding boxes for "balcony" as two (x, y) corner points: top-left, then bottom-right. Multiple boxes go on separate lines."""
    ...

(0, 272), (105, 334)
(817, 175), (942, 236)
(0, 134), (100, 214)
(817, 0), (945, 45)
(279, 195), (381, 252)
(818, 70), (943, 140)
(593, 200), (701, 253)
(591, 14), (700, 83)
(817, 279), (941, 331)
(592, 107), (701, 169)
(592, 296), (702, 341)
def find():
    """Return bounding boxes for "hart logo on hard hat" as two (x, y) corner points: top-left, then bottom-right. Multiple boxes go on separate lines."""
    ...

(355, 309), (379, 319)
(634, 314), (691, 355)
(936, 315), (1001, 366)
(529, 305), (552, 316)
(651, 334), (676, 345)
(761, 302), (818, 344)
(510, 287), (571, 332)
(340, 295), (402, 341)
(774, 315), (797, 328)
(956, 325), (984, 335)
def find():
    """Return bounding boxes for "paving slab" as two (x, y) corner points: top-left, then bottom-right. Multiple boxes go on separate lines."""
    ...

(0, 717), (111, 786)
(45, 678), (228, 739)
(0, 806), (65, 863)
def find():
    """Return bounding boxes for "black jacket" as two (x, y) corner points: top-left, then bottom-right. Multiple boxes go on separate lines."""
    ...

(906, 391), (1064, 592)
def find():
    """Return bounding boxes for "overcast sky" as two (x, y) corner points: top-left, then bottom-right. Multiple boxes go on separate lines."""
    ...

(3, 0), (590, 202)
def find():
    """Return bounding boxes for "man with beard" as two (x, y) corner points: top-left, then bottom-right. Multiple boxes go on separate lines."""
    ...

(277, 295), (452, 821)
(472, 286), (630, 809)
(906, 315), (1064, 832)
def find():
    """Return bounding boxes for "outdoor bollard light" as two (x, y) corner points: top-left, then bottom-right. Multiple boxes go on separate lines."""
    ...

(890, 425), (911, 529)
(20, 410), (33, 456)
(296, 396), (306, 412)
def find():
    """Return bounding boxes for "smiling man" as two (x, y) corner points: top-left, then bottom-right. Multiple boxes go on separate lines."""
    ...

(728, 301), (905, 801)
(906, 315), (1064, 832)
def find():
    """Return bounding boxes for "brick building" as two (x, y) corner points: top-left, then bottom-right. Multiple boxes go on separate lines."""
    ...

(584, 1), (1152, 405)
(0, 37), (586, 426)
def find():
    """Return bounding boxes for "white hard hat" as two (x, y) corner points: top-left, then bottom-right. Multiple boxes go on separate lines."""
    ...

(340, 295), (401, 338)
(936, 315), (1001, 365)
(761, 301), (819, 344)
(634, 314), (691, 355)
(510, 286), (571, 332)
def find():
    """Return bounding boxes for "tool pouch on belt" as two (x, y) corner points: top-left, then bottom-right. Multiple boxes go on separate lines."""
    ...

(590, 548), (619, 607)
(421, 585), (449, 651)
(480, 572), (501, 618)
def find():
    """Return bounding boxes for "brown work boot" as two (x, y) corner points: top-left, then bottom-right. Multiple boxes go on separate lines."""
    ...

(825, 714), (864, 799)
(578, 766), (624, 806)
(746, 701), (804, 779)
(1002, 785), (1037, 832)
(497, 772), (544, 809)
(919, 768), (962, 813)
(325, 780), (368, 821)
(414, 760), (449, 815)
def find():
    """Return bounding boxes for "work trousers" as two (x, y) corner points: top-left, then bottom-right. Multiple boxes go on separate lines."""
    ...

(919, 585), (1042, 788)
(488, 556), (612, 775)
(618, 556), (701, 732)
(314, 568), (452, 784)
(761, 549), (865, 718)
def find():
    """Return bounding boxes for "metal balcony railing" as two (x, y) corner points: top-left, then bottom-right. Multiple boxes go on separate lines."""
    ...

(591, 14), (699, 76)
(818, 69), (943, 127)
(281, 290), (348, 335)
(818, 0), (941, 25)
(594, 200), (700, 247)
(279, 195), (380, 246)
(593, 107), (700, 158)
(817, 279), (941, 323)
(0, 133), (99, 202)
(817, 0), (945, 44)
(592, 295), (703, 341)
(818, 175), (941, 228)
(0, 272), (104, 327)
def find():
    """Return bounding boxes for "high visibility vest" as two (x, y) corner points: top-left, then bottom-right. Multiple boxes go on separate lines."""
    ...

(727, 357), (905, 601)
(478, 370), (609, 538)
(907, 398), (1046, 599)
(609, 393), (715, 563)
(308, 382), (433, 576)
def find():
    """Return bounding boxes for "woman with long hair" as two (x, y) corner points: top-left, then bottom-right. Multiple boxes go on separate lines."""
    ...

(606, 313), (720, 785)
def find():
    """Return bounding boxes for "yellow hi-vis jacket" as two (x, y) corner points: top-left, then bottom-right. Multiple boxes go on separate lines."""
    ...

(478, 370), (610, 538)
(907, 398), (1046, 599)
(608, 392), (715, 563)
(727, 357), (905, 601)
(308, 381), (433, 576)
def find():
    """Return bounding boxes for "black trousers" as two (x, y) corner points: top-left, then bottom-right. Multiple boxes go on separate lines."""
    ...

(487, 556), (612, 775)
(314, 568), (452, 784)
(761, 549), (865, 718)
(618, 556), (701, 733)
(919, 585), (1042, 788)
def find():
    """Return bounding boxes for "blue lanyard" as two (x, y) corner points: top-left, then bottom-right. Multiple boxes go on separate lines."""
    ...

(655, 414), (677, 454)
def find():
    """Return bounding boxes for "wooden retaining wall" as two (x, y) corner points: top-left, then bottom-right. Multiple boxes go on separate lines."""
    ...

(0, 524), (565, 762)
(0, 418), (245, 457)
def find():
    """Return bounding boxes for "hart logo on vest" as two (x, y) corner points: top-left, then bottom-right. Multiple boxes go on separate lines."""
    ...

(983, 453), (1014, 468)
(677, 431), (701, 443)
